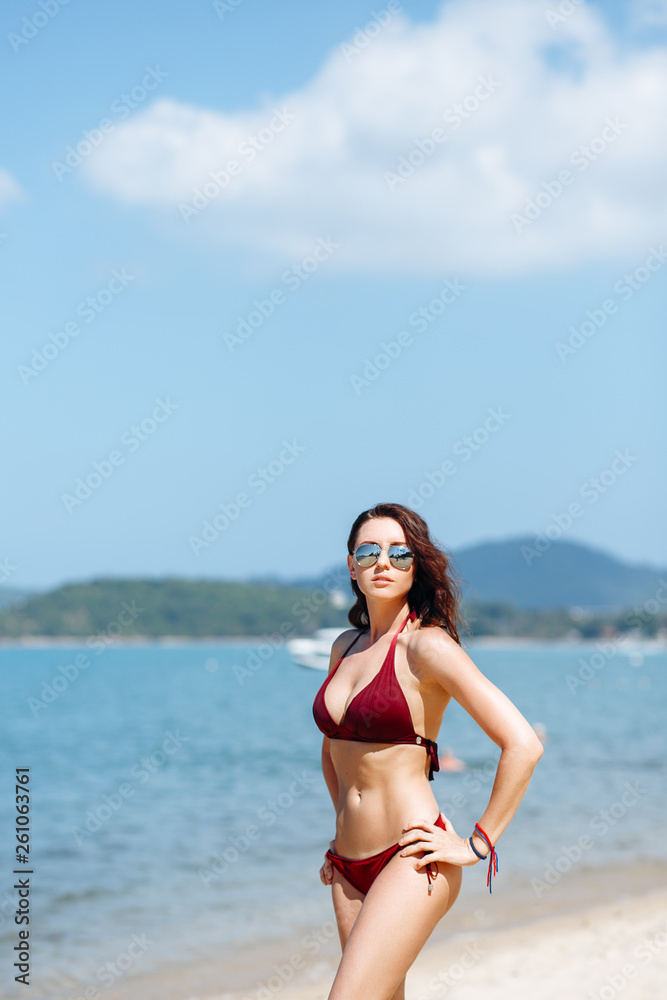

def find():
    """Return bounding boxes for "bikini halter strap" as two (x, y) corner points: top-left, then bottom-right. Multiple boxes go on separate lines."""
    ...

(393, 608), (417, 641)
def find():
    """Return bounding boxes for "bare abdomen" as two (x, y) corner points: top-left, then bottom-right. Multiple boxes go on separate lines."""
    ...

(329, 740), (440, 857)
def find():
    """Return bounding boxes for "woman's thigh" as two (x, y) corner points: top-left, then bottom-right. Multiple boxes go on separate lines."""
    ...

(330, 868), (408, 1000)
(328, 853), (462, 1000)
(331, 869), (364, 949)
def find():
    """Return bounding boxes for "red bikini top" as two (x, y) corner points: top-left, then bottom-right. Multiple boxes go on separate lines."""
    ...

(312, 609), (440, 780)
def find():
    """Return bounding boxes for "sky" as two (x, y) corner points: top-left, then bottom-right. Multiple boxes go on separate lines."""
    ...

(1, 0), (666, 592)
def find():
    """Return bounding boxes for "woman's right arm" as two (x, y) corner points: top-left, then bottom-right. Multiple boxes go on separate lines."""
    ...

(320, 741), (338, 885)
(319, 628), (357, 810)
(321, 736), (338, 807)
(319, 630), (351, 884)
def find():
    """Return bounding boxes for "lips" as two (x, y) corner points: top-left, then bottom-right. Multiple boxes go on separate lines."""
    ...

(372, 577), (393, 583)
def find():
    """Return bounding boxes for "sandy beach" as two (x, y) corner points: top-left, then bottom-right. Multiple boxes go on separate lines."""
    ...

(86, 862), (667, 1000)
(406, 887), (667, 1000)
(243, 890), (667, 1000)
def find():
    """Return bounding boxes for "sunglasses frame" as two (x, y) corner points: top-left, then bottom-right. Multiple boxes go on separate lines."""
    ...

(352, 542), (415, 570)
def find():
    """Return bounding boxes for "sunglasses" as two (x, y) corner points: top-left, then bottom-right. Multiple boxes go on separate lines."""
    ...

(352, 542), (415, 570)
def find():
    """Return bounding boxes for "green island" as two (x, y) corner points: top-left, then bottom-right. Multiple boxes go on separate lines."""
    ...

(0, 577), (664, 640)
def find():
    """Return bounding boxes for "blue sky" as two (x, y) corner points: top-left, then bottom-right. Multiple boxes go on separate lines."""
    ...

(1, 0), (666, 592)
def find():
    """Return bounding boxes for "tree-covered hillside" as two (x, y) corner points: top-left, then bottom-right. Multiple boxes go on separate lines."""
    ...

(0, 577), (664, 639)
(0, 577), (344, 638)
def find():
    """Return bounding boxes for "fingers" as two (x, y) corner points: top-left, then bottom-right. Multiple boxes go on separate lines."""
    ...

(400, 839), (433, 857)
(320, 856), (334, 886)
(401, 844), (442, 871)
(402, 818), (436, 833)
(399, 821), (436, 845)
(412, 854), (438, 871)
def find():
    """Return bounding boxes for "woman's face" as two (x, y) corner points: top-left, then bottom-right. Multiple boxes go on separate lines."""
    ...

(348, 517), (416, 602)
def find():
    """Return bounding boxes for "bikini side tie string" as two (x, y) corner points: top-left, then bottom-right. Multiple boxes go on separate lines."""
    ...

(425, 740), (440, 780)
(470, 823), (498, 893)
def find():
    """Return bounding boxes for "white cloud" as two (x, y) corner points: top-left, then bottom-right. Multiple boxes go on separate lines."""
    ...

(0, 168), (24, 209)
(631, 0), (667, 27)
(82, 0), (667, 276)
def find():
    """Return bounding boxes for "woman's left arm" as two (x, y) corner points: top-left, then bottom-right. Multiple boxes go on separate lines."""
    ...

(413, 630), (544, 855)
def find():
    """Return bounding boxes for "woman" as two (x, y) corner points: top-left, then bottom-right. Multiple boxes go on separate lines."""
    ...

(312, 502), (544, 1000)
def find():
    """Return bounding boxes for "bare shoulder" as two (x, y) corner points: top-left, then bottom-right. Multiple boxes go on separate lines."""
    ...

(407, 626), (544, 753)
(332, 626), (362, 653)
(408, 624), (462, 657)
(406, 625), (476, 685)
(327, 627), (365, 673)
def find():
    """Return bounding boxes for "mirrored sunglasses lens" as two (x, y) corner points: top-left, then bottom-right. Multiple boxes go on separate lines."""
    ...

(355, 544), (380, 566)
(388, 546), (414, 568)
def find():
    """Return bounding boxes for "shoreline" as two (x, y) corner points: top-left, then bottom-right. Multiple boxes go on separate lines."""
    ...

(1, 634), (665, 650)
(70, 860), (667, 1000)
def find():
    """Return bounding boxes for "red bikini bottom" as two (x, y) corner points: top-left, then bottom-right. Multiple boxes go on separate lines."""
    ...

(326, 813), (446, 896)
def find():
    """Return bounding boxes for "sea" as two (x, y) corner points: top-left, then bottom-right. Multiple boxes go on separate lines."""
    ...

(0, 638), (665, 999)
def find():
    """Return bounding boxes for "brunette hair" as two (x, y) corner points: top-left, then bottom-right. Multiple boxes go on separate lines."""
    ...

(346, 502), (471, 645)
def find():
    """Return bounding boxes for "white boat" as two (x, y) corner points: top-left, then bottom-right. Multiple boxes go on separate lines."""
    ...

(287, 627), (349, 671)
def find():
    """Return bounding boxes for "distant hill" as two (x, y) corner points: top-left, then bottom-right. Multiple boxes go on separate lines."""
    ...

(0, 577), (346, 639)
(283, 538), (666, 613)
(1, 538), (664, 640)
(452, 537), (666, 611)
(0, 587), (34, 610)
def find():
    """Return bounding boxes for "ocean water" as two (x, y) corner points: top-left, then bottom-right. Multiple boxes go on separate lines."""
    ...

(0, 639), (665, 998)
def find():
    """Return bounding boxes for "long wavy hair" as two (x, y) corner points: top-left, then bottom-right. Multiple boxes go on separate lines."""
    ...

(346, 502), (471, 646)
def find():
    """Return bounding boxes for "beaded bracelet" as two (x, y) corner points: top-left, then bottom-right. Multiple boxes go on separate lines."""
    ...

(468, 823), (498, 893)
